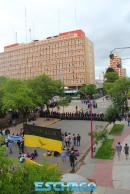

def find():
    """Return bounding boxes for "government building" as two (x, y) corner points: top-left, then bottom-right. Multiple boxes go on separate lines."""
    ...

(0, 29), (95, 88)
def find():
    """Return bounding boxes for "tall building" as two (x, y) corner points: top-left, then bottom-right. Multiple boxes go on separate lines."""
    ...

(0, 29), (95, 88)
(109, 53), (126, 77)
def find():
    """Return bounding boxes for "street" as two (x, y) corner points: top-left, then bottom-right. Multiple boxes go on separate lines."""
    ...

(8, 97), (110, 173)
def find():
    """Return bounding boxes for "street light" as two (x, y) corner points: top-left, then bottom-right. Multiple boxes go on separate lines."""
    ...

(87, 95), (94, 159)
(90, 100), (93, 159)
(81, 91), (94, 159)
(110, 47), (130, 60)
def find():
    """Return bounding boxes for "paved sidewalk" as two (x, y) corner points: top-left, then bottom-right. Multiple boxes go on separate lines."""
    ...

(51, 98), (111, 114)
(78, 120), (130, 193)
(9, 117), (60, 134)
(94, 186), (130, 194)
(112, 122), (130, 190)
(7, 116), (108, 174)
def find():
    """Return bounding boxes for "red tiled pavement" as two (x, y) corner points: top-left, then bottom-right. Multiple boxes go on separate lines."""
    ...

(88, 127), (130, 188)
(89, 160), (113, 187)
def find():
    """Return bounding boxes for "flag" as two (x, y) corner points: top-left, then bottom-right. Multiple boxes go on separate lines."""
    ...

(24, 124), (62, 153)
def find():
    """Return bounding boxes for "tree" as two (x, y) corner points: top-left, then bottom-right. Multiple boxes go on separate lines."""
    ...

(104, 71), (119, 83)
(128, 90), (130, 99)
(91, 130), (108, 145)
(28, 74), (64, 110)
(103, 71), (119, 95)
(109, 78), (130, 115)
(106, 67), (115, 73)
(58, 97), (70, 113)
(79, 84), (96, 99)
(0, 76), (8, 117)
(2, 79), (38, 121)
(105, 105), (119, 123)
(0, 146), (70, 194)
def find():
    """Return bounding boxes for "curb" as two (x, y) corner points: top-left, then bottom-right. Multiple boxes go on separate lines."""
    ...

(45, 119), (60, 127)
(75, 147), (91, 173)
(67, 122), (109, 174)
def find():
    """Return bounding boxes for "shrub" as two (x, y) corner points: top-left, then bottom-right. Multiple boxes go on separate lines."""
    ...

(95, 139), (114, 159)
(109, 124), (124, 135)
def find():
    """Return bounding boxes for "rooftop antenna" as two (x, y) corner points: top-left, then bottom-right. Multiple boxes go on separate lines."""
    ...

(29, 28), (32, 41)
(15, 32), (18, 43)
(74, 0), (78, 29)
(24, 6), (27, 42)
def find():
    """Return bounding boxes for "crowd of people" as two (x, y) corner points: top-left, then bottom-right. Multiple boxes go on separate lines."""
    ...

(38, 131), (81, 169)
(19, 150), (38, 162)
(0, 126), (81, 170)
(40, 111), (105, 121)
(81, 99), (98, 108)
(60, 132), (81, 169)
(0, 127), (39, 163)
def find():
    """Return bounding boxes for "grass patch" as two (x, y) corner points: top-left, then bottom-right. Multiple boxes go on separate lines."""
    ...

(109, 124), (124, 135)
(95, 139), (114, 159)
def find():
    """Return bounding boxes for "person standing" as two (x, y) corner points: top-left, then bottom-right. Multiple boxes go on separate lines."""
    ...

(73, 134), (77, 146)
(69, 150), (76, 169)
(20, 141), (24, 153)
(64, 135), (69, 147)
(116, 142), (122, 159)
(77, 134), (81, 146)
(8, 141), (13, 154)
(124, 143), (129, 160)
(61, 148), (67, 163)
(34, 150), (38, 158)
(76, 106), (78, 113)
(68, 133), (71, 147)
(127, 115), (130, 126)
(124, 113), (127, 121)
(17, 140), (21, 154)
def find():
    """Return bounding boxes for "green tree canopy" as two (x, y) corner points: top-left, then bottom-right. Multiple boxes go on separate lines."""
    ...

(0, 146), (70, 194)
(2, 79), (38, 120)
(79, 84), (96, 98)
(28, 74), (63, 107)
(106, 67), (115, 73)
(103, 82), (114, 94)
(108, 78), (130, 114)
(104, 71), (119, 83)
(105, 105), (119, 123)
(103, 71), (119, 95)
(58, 97), (71, 113)
(0, 76), (8, 117)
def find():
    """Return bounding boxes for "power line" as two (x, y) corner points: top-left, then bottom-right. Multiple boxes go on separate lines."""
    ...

(111, 47), (130, 54)
(122, 58), (130, 60)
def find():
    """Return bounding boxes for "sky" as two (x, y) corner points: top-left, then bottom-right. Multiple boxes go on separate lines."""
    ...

(0, 0), (130, 79)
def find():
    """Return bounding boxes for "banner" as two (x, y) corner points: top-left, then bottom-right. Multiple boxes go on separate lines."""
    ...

(24, 124), (62, 153)
(7, 135), (22, 142)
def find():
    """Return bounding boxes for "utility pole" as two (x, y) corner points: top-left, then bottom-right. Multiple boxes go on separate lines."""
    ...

(86, 94), (94, 159)
(89, 98), (93, 159)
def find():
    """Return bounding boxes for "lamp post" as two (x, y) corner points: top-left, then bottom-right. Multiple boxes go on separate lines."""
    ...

(90, 100), (93, 159)
(88, 96), (93, 159)
(110, 47), (130, 60)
